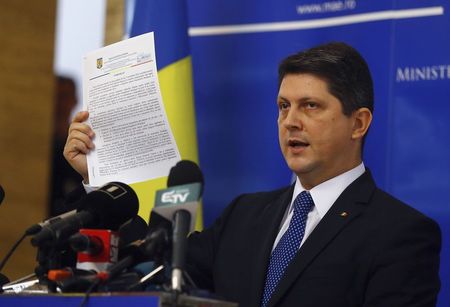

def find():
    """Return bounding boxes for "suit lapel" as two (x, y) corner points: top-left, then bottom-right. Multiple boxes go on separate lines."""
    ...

(268, 171), (376, 307)
(247, 186), (294, 307)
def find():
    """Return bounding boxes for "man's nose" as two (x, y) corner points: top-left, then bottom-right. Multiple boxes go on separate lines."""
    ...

(283, 109), (302, 130)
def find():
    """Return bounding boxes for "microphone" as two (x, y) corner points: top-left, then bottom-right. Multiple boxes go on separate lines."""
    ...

(167, 160), (204, 194)
(31, 182), (138, 248)
(101, 228), (169, 281)
(153, 160), (204, 233)
(99, 160), (203, 290)
(153, 160), (204, 292)
(25, 210), (77, 236)
(100, 212), (172, 283)
(120, 211), (172, 261)
(70, 232), (104, 256)
(70, 229), (120, 272)
(117, 216), (148, 251)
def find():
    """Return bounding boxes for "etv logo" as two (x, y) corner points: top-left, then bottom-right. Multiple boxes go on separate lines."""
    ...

(161, 190), (190, 204)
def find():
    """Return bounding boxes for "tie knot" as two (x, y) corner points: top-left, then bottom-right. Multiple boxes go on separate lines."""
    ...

(293, 191), (314, 214)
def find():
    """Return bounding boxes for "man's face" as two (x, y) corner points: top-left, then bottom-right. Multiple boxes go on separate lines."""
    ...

(278, 73), (362, 189)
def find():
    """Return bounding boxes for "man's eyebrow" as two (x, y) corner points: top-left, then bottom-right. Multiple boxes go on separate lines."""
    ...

(277, 95), (317, 102)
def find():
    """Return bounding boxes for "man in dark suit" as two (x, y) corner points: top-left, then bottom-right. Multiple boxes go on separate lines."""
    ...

(64, 42), (441, 306)
(184, 42), (441, 306)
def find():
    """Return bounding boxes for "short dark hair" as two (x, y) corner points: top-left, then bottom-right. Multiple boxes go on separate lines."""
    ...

(278, 42), (374, 116)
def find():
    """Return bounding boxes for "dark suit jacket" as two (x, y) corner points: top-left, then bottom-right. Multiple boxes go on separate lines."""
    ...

(187, 170), (441, 307)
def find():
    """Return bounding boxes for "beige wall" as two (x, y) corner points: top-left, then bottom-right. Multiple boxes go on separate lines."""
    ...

(105, 0), (125, 45)
(0, 0), (123, 282)
(0, 1), (56, 280)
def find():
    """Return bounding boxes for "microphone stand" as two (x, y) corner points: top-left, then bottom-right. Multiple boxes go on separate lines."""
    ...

(34, 240), (74, 293)
(34, 245), (59, 292)
(170, 209), (191, 306)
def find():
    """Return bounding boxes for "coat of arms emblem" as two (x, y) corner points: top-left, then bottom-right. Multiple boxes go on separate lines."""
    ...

(96, 58), (103, 69)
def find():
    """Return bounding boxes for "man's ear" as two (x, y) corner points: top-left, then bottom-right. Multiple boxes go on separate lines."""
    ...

(352, 107), (372, 140)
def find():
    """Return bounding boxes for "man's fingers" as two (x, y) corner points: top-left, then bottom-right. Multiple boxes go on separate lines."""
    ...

(64, 139), (91, 159)
(68, 130), (95, 150)
(68, 122), (95, 139)
(70, 139), (90, 155)
(72, 110), (89, 123)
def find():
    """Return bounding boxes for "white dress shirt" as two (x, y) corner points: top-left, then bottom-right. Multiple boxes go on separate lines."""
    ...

(272, 163), (366, 251)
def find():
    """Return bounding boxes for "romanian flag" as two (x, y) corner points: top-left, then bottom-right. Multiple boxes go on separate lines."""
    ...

(129, 0), (202, 229)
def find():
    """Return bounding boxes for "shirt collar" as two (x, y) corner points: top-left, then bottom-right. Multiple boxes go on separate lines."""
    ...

(291, 163), (366, 218)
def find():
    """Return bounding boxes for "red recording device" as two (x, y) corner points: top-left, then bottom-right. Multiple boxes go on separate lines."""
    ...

(69, 229), (119, 272)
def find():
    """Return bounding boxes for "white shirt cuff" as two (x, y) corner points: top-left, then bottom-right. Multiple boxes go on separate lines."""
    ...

(82, 181), (98, 194)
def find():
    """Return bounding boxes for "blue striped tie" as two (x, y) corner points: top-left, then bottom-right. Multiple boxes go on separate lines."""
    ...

(261, 191), (314, 307)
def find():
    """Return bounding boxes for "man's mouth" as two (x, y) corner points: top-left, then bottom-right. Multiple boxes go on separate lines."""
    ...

(288, 139), (309, 148)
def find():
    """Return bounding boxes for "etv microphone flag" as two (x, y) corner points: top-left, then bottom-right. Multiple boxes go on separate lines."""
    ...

(129, 0), (203, 230)
(153, 183), (202, 232)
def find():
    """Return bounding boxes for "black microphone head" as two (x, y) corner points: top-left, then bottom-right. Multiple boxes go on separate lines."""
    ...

(0, 185), (4, 206)
(167, 160), (204, 194)
(118, 216), (148, 249)
(31, 182), (139, 248)
(83, 182), (139, 230)
(120, 212), (172, 259)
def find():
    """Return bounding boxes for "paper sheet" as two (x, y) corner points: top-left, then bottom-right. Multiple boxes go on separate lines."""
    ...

(83, 32), (180, 186)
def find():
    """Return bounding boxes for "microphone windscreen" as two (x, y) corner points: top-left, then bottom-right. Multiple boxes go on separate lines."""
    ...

(167, 160), (204, 193)
(119, 216), (148, 249)
(81, 182), (139, 230)
(120, 212), (172, 260)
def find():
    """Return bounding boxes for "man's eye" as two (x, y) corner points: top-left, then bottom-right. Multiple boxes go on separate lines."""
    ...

(279, 102), (290, 110)
(306, 102), (318, 109)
